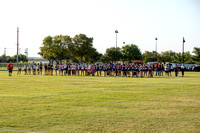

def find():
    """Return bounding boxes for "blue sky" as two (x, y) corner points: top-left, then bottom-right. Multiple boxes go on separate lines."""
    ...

(0, 0), (199, 57)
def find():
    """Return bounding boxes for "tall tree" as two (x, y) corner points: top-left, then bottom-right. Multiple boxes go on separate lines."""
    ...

(72, 34), (93, 63)
(53, 35), (72, 63)
(39, 35), (74, 63)
(173, 52), (182, 63)
(121, 44), (142, 62)
(38, 36), (56, 62)
(86, 48), (102, 63)
(192, 47), (200, 62)
(142, 51), (157, 63)
(100, 54), (111, 63)
(159, 50), (176, 63)
(104, 47), (122, 62)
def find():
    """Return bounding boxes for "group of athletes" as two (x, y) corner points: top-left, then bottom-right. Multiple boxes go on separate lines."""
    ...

(14, 61), (183, 77)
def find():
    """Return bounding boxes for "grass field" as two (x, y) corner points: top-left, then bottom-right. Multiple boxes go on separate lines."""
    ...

(0, 71), (200, 133)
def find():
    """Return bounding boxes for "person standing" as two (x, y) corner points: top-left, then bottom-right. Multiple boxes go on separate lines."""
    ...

(181, 64), (185, 77)
(17, 64), (22, 75)
(174, 64), (179, 77)
(39, 62), (43, 75)
(28, 62), (31, 75)
(32, 63), (36, 75)
(37, 63), (40, 75)
(24, 63), (27, 75)
(7, 61), (13, 76)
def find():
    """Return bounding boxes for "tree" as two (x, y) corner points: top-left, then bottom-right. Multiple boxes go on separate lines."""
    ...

(13, 54), (28, 63)
(39, 35), (74, 63)
(1, 54), (6, 59)
(184, 51), (193, 63)
(192, 47), (200, 62)
(53, 35), (73, 63)
(103, 47), (122, 62)
(173, 52), (182, 63)
(142, 51), (157, 63)
(72, 34), (93, 63)
(39, 36), (56, 63)
(100, 54), (111, 63)
(121, 44), (142, 62)
(87, 48), (102, 63)
(159, 50), (176, 63)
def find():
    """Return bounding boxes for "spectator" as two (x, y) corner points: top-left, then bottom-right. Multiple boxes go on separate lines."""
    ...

(7, 61), (13, 76)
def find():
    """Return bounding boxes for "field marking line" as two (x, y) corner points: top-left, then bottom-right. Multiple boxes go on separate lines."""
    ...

(0, 128), (46, 133)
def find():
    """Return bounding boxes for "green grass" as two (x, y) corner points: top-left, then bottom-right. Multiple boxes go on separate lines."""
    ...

(0, 71), (200, 133)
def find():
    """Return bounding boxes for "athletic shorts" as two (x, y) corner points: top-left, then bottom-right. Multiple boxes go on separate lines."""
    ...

(8, 69), (12, 73)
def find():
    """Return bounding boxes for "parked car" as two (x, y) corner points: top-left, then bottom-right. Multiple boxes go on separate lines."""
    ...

(192, 66), (200, 72)
(184, 64), (196, 71)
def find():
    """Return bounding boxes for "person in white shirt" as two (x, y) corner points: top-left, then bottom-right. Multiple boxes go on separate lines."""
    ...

(32, 63), (36, 75)
(17, 64), (21, 75)
(181, 64), (185, 77)
(81, 64), (85, 76)
(28, 63), (31, 75)
(24, 63), (27, 75)
(64, 63), (67, 76)
(67, 64), (71, 76)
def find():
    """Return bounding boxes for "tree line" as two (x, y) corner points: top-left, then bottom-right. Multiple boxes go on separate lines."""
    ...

(39, 34), (200, 64)
(0, 54), (28, 63)
(0, 33), (199, 64)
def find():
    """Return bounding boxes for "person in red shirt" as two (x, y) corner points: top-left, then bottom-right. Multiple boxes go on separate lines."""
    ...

(174, 64), (179, 77)
(7, 61), (13, 76)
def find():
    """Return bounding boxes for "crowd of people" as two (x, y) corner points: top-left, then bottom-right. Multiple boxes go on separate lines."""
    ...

(7, 61), (185, 77)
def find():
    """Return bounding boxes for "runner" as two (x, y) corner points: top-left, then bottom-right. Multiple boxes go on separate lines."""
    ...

(39, 62), (43, 75)
(37, 63), (40, 75)
(17, 64), (21, 75)
(28, 62), (31, 75)
(174, 64), (179, 77)
(24, 63), (27, 75)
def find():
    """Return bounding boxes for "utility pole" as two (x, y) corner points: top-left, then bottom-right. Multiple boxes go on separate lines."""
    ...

(182, 37), (185, 64)
(4, 48), (6, 56)
(25, 48), (28, 61)
(17, 27), (19, 66)
(155, 37), (158, 61)
(115, 30), (118, 76)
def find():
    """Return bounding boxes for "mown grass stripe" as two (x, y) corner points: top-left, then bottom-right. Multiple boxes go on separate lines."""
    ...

(0, 128), (46, 133)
